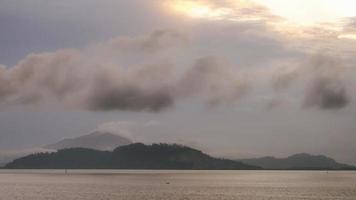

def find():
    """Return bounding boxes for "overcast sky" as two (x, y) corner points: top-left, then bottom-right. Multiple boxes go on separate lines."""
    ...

(0, 0), (356, 164)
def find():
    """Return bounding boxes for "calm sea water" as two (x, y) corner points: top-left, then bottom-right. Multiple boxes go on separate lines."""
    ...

(0, 170), (355, 200)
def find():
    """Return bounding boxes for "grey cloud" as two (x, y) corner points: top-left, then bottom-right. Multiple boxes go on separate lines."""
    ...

(304, 76), (349, 110)
(178, 56), (250, 106)
(0, 65), (11, 98)
(265, 98), (286, 110)
(0, 20), (352, 112)
(0, 31), (250, 112)
(303, 55), (350, 110)
(271, 64), (300, 91)
(4, 50), (88, 105)
(101, 29), (187, 54)
(270, 55), (351, 110)
(4, 55), (177, 112)
(0, 30), (183, 111)
(1, 42), (351, 112)
(85, 75), (174, 112)
(272, 55), (351, 110)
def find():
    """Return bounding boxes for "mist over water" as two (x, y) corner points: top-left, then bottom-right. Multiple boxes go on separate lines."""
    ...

(0, 170), (355, 200)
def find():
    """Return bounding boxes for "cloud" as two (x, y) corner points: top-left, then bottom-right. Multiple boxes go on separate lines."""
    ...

(270, 54), (351, 110)
(96, 121), (135, 140)
(95, 120), (162, 142)
(170, 0), (279, 22)
(303, 55), (351, 110)
(0, 0), (355, 113)
(2, 53), (178, 111)
(0, 30), (252, 112)
(271, 61), (300, 91)
(102, 29), (187, 54)
(303, 76), (349, 110)
(0, 65), (11, 99)
(0, 30), (182, 111)
(265, 98), (286, 110)
(144, 120), (161, 127)
(0, 32), (351, 112)
(84, 69), (175, 111)
(177, 56), (250, 106)
(342, 17), (356, 31)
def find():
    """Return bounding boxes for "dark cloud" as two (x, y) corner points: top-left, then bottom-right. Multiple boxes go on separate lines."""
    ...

(85, 75), (174, 112)
(304, 77), (349, 110)
(269, 55), (351, 110)
(303, 55), (350, 110)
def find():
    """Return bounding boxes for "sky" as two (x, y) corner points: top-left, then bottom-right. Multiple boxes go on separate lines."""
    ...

(0, 0), (356, 164)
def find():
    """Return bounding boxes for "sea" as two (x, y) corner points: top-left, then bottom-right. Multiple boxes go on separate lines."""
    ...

(0, 170), (355, 200)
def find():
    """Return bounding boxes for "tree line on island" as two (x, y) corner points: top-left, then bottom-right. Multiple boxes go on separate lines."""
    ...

(4, 142), (356, 170)
(4, 143), (259, 170)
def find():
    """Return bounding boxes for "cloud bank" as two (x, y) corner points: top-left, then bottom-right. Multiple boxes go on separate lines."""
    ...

(0, 0), (355, 112)
(0, 28), (352, 112)
(0, 30), (251, 111)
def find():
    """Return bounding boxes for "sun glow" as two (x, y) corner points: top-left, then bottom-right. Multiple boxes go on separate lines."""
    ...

(169, 0), (229, 20)
(253, 0), (356, 26)
(167, 0), (356, 40)
(338, 34), (356, 40)
(169, 0), (356, 25)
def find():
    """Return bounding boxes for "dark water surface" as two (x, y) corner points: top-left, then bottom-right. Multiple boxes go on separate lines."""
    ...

(0, 170), (355, 200)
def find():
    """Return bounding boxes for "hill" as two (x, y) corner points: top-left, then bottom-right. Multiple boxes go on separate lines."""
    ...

(239, 153), (356, 170)
(5, 143), (259, 170)
(44, 131), (132, 151)
(0, 148), (54, 167)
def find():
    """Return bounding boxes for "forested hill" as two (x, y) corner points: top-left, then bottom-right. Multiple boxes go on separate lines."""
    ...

(239, 153), (356, 170)
(5, 143), (259, 170)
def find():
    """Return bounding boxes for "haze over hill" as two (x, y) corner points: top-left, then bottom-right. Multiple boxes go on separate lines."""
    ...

(44, 131), (132, 151)
(0, 131), (132, 167)
(0, 148), (54, 167)
(5, 143), (259, 170)
(239, 153), (356, 170)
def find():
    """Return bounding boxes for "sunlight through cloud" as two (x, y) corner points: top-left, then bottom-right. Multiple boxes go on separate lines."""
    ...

(169, 0), (230, 20)
(338, 34), (356, 40)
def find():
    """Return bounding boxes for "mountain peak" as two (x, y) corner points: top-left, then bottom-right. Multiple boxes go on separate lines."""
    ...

(44, 131), (132, 151)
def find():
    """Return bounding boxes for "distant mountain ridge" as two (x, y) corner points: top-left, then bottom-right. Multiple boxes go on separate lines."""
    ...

(44, 131), (132, 151)
(239, 153), (356, 170)
(5, 143), (260, 170)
